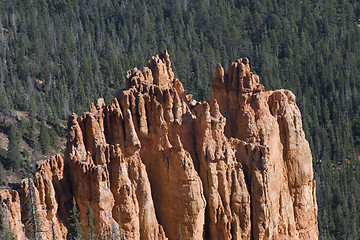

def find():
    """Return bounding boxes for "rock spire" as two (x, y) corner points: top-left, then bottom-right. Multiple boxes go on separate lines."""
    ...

(0, 50), (318, 240)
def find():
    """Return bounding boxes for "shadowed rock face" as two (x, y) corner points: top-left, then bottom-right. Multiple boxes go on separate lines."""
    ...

(0, 50), (318, 240)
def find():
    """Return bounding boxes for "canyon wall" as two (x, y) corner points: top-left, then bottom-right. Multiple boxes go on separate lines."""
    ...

(0, 50), (318, 239)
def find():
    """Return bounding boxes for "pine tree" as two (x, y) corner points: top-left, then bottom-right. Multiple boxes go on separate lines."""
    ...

(87, 204), (94, 240)
(38, 124), (51, 154)
(68, 198), (83, 240)
(5, 124), (22, 170)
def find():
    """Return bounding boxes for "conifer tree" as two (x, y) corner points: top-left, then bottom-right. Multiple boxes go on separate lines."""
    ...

(38, 124), (51, 154)
(68, 198), (83, 240)
(6, 124), (22, 170)
(87, 204), (94, 240)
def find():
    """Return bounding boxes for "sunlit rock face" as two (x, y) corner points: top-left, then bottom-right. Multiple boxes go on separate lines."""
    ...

(0, 50), (317, 240)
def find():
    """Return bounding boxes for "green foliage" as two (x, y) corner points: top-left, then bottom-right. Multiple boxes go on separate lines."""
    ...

(5, 124), (22, 170)
(38, 123), (59, 155)
(0, 147), (6, 165)
(68, 198), (83, 240)
(0, 164), (5, 186)
(38, 124), (51, 154)
(87, 204), (94, 240)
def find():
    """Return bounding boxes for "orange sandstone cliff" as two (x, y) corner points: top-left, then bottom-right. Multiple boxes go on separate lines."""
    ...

(0, 51), (318, 240)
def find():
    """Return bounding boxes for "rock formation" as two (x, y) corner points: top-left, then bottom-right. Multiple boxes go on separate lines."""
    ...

(0, 50), (318, 239)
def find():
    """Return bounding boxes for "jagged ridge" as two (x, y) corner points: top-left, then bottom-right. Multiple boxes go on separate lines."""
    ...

(0, 50), (318, 240)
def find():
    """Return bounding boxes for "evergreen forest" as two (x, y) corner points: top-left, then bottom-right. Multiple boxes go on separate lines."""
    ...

(0, 0), (360, 239)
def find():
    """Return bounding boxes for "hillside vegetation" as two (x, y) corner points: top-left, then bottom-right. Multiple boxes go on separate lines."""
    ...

(0, 0), (359, 238)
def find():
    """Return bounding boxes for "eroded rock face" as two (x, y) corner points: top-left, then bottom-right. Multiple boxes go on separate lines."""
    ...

(0, 50), (318, 240)
(0, 190), (24, 240)
(212, 60), (318, 239)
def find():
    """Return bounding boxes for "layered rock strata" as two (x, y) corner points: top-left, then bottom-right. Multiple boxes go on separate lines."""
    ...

(0, 50), (318, 240)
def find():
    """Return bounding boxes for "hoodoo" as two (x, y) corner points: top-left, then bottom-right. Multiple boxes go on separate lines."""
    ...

(0, 51), (318, 240)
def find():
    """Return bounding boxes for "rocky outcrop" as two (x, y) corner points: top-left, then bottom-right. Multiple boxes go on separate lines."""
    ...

(212, 59), (318, 239)
(0, 189), (24, 239)
(0, 51), (318, 239)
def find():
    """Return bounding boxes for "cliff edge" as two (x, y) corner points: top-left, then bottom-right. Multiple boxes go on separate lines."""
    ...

(0, 50), (318, 240)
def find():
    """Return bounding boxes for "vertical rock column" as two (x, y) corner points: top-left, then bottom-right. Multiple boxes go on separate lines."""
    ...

(211, 59), (318, 239)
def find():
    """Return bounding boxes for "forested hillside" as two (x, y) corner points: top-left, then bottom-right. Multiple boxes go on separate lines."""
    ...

(0, 0), (359, 238)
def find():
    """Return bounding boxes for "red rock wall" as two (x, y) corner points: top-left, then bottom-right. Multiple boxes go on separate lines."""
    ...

(0, 51), (318, 240)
